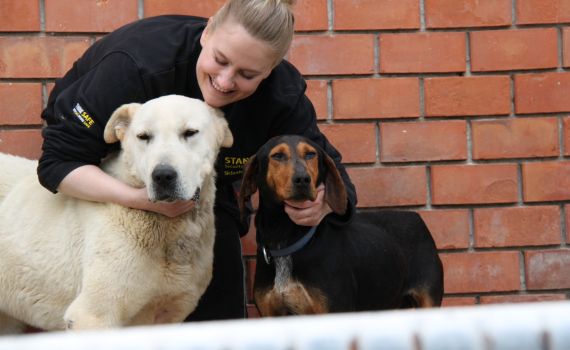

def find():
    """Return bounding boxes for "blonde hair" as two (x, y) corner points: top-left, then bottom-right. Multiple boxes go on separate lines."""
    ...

(209, 0), (296, 62)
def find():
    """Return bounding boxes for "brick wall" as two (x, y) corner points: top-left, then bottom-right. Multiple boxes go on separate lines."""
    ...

(1, 0), (569, 317)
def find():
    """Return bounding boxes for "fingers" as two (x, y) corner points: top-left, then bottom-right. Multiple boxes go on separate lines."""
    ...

(150, 200), (196, 218)
(284, 185), (331, 226)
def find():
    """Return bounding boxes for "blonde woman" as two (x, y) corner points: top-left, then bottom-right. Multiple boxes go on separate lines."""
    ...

(39, 0), (356, 320)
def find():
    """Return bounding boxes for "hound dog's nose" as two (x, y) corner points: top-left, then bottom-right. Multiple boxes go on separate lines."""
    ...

(152, 164), (178, 188)
(293, 173), (311, 187)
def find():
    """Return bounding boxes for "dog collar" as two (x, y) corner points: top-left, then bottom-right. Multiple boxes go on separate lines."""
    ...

(261, 225), (318, 265)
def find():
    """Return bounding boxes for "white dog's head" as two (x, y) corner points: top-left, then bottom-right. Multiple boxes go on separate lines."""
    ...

(103, 95), (233, 202)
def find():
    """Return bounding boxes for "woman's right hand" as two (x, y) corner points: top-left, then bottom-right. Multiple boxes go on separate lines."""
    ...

(58, 165), (196, 218)
(130, 187), (196, 218)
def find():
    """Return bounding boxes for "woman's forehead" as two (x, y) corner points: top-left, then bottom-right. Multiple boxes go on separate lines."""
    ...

(208, 20), (277, 72)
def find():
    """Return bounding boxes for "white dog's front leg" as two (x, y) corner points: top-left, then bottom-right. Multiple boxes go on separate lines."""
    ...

(64, 294), (122, 330)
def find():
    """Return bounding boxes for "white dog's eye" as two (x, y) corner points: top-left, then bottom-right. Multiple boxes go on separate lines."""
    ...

(183, 129), (199, 139)
(137, 132), (152, 142)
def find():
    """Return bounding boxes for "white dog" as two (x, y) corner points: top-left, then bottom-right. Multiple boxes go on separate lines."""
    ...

(0, 95), (233, 333)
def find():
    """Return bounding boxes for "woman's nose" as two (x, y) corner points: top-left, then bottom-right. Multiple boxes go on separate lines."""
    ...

(217, 68), (236, 90)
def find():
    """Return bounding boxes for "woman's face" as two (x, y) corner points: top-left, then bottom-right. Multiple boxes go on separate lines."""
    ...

(197, 20), (277, 108)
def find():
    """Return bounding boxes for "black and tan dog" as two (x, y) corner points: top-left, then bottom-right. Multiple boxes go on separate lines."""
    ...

(239, 135), (444, 316)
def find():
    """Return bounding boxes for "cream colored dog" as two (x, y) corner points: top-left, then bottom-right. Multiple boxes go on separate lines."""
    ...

(0, 95), (233, 333)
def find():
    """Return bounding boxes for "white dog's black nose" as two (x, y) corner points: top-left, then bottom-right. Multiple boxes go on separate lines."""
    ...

(152, 164), (181, 201)
(152, 164), (178, 190)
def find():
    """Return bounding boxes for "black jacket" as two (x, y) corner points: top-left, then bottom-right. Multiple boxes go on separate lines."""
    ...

(39, 15), (356, 233)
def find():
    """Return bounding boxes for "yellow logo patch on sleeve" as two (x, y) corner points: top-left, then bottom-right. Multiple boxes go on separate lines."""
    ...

(72, 103), (95, 128)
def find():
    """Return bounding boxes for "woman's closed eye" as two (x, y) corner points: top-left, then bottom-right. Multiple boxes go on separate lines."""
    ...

(214, 55), (228, 66)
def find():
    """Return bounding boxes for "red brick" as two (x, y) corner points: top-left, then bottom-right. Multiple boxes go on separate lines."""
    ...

(144, 0), (225, 17)
(0, 0), (40, 31)
(564, 29), (570, 68)
(334, 0), (419, 30)
(526, 249), (570, 290)
(0, 83), (43, 125)
(471, 29), (558, 72)
(379, 32), (465, 73)
(442, 297), (477, 307)
(380, 120), (467, 162)
(289, 34), (375, 75)
(425, 0), (511, 28)
(348, 166), (427, 208)
(441, 252), (521, 293)
(46, 0), (137, 33)
(517, 0), (570, 24)
(294, 0), (328, 31)
(566, 205), (570, 243)
(147, 0), (326, 31)
(432, 164), (518, 205)
(0, 129), (43, 159)
(472, 117), (559, 160)
(319, 123), (376, 164)
(523, 161), (570, 202)
(515, 73), (570, 114)
(306, 80), (328, 120)
(332, 78), (420, 120)
(474, 206), (561, 248)
(0, 36), (90, 78)
(425, 76), (511, 117)
(247, 304), (260, 318)
(240, 217), (257, 257)
(245, 259), (257, 302)
(480, 294), (567, 305)
(418, 209), (470, 250)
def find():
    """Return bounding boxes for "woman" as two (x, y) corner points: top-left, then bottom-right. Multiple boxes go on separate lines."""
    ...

(38, 0), (357, 321)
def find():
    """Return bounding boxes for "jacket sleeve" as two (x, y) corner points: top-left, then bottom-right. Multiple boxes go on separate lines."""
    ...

(38, 53), (147, 193)
(272, 93), (358, 224)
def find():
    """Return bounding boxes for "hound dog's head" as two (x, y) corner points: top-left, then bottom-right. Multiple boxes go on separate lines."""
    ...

(239, 135), (347, 216)
(104, 95), (233, 202)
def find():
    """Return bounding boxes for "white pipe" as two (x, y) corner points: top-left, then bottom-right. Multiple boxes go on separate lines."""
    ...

(0, 301), (569, 350)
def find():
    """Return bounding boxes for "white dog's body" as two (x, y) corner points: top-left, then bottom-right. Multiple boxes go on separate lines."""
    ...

(0, 95), (233, 333)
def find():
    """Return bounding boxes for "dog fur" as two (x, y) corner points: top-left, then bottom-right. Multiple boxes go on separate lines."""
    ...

(0, 95), (233, 333)
(239, 135), (444, 316)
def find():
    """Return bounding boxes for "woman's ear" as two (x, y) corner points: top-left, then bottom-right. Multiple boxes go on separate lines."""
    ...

(200, 18), (212, 47)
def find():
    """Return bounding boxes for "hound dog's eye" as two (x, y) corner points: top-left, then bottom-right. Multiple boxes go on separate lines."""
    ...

(183, 129), (198, 139)
(137, 132), (152, 142)
(271, 152), (287, 161)
(304, 151), (317, 160)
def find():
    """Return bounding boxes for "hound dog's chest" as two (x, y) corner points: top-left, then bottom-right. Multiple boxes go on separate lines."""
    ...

(254, 255), (331, 316)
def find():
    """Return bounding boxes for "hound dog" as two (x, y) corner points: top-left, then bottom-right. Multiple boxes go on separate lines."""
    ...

(0, 95), (233, 333)
(239, 135), (443, 316)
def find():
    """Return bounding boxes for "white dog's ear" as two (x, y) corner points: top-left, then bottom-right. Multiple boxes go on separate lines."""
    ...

(104, 103), (141, 144)
(211, 108), (234, 148)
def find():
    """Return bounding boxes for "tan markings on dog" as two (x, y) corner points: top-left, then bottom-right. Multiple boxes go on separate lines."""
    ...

(266, 143), (293, 201)
(255, 281), (329, 316)
(297, 141), (319, 196)
(407, 287), (435, 308)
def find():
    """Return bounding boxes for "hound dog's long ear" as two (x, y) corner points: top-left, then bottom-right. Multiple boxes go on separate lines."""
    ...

(322, 153), (348, 215)
(238, 154), (259, 217)
(103, 103), (141, 144)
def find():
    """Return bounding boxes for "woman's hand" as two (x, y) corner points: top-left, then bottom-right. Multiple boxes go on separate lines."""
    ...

(284, 184), (332, 227)
(129, 187), (196, 218)
(58, 165), (196, 218)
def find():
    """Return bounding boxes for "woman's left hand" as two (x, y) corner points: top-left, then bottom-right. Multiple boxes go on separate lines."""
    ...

(284, 184), (332, 227)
